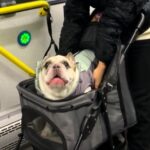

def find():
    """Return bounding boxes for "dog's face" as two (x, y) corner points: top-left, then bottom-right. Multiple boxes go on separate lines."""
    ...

(38, 53), (79, 100)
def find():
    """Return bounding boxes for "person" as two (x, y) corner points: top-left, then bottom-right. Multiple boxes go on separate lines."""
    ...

(58, 0), (149, 150)
(58, 0), (147, 89)
(126, 27), (150, 149)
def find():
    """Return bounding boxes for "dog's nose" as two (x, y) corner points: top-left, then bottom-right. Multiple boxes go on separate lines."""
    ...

(53, 64), (60, 69)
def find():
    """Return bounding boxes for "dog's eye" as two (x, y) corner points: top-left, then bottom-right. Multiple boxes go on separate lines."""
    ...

(62, 61), (70, 68)
(44, 62), (51, 69)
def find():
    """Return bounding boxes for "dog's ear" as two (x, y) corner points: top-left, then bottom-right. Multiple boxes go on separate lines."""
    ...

(66, 52), (75, 62)
(66, 52), (76, 70)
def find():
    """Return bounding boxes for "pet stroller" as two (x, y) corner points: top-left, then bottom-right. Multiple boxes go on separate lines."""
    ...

(15, 2), (150, 150)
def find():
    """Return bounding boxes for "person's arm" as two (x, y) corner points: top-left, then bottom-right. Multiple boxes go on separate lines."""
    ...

(95, 0), (148, 64)
(59, 0), (90, 55)
(92, 61), (106, 89)
(93, 0), (147, 88)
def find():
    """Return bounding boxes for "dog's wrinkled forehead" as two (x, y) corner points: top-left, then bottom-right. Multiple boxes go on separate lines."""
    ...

(40, 55), (74, 70)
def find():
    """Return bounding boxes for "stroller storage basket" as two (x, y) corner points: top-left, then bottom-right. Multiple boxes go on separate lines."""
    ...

(17, 48), (136, 150)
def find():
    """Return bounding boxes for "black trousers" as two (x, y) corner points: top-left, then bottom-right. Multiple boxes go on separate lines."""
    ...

(126, 39), (150, 150)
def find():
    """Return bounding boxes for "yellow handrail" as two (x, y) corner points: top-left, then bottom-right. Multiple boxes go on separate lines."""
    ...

(0, 1), (49, 76)
(0, 46), (35, 77)
(0, 0), (49, 16)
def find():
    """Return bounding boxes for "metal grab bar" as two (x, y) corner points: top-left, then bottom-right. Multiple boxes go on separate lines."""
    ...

(0, 0), (49, 16)
(0, 46), (35, 77)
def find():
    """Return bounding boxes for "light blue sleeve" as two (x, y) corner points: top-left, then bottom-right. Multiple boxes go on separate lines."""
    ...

(75, 49), (95, 72)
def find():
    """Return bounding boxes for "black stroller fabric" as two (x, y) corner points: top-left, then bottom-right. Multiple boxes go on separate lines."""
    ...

(17, 46), (136, 150)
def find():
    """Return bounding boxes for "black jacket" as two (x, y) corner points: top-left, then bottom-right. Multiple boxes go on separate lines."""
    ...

(59, 0), (148, 64)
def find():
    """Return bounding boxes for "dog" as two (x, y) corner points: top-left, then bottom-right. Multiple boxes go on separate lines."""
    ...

(35, 49), (96, 100)
(34, 49), (96, 141)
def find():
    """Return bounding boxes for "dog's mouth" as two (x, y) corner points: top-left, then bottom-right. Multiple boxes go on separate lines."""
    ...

(47, 75), (68, 87)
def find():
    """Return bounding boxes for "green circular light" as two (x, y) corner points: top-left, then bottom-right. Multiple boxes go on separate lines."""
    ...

(18, 31), (31, 46)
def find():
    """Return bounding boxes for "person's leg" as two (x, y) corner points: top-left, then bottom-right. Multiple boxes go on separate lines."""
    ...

(32, 146), (40, 150)
(126, 39), (150, 150)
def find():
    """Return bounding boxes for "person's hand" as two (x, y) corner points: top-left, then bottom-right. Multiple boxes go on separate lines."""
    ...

(91, 12), (102, 22)
(92, 61), (106, 89)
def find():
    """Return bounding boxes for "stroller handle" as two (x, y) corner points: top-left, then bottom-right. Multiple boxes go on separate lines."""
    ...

(120, 12), (145, 63)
